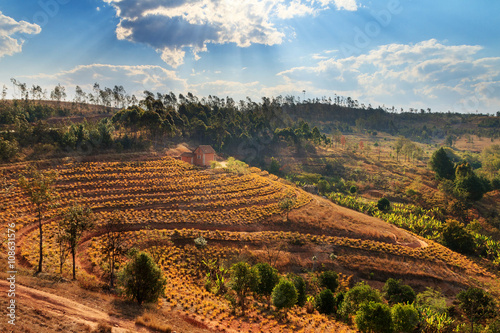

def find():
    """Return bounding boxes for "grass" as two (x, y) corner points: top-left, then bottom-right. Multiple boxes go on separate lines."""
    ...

(135, 311), (173, 332)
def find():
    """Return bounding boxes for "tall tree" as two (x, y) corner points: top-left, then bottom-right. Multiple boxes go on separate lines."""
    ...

(19, 168), (59, 273)
(59, 203), (93, 279)
(50, 83), (67, 104)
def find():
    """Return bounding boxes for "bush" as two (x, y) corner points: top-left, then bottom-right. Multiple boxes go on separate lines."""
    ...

(383, 278), (416, 305)
(355, 301), (393, 333)
(0, 138), (19, 162)
(272, 279), (298, 312)
(316, 289), (335, 315)
(391, 303), (420, 333)
(319, 270), (339, 293)
(416, 287), (447, 314)
(118, 252), (166, 305)
(377, 197), (391, 211)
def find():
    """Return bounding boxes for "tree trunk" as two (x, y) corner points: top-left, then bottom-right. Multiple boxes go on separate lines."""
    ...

(110, 253), (114, 288)
(38, 208), (43, 273)
(239, 293), (245, 316)
(72, 247), (76, 280)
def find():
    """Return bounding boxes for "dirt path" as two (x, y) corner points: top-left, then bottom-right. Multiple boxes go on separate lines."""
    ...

(0, 280), (136, 332)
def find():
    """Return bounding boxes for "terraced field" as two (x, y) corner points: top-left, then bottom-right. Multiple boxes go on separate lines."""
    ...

(2, 155), (497, 332)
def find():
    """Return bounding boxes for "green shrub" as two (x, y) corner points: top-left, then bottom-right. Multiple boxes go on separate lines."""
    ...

(288, 273), (307, 307)
(355, 301), (393, 333)
(340, 282), (382, 319)
(377, 197), (391, 211)
(319, 270), (339, 293)
(272, 279), (298, 312)
(383, 278), (416, 305)
(118, 252), (166, 305)
(316, 289), (335, 315)
(391, 303), (419, 333)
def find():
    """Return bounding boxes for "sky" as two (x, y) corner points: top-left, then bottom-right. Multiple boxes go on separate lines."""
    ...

(0, 0), (499, 113)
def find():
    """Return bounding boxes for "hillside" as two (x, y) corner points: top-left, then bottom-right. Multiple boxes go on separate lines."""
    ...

(2, 153), (498, 332)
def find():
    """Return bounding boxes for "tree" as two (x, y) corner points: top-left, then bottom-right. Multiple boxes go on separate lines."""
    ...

(319, 270), (339, 293)
(19, 168), (59, 273)
(457, 287), (497, 333)
(59, 203), (93, 279)
(268, 157), (282, 176)
(272, 279), (298, 316)
(55, 220), (70, 275)
(340, 282), (382, 319)
(442, 219), (475, 255)
(288, 273), (307, 307)
(430, 147), (455, 180)
(377, 197), (391, 211)
(118, 251), (166, 305)
(355, 301), (393, 333)
(454, 162), (487, 202)
(254, 262), (280, 308)
(50, 83), (66, 104)
(100, 211), (127, 288)
(391, 303), (419, 333)
(383, 278), (416, 305)
(316, 289), (335, 315)
(229, 262), (259, 316)
(279, 197), (296, 222)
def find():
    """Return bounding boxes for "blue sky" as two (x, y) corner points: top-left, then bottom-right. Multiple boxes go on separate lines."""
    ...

(1, 0), (499, 113)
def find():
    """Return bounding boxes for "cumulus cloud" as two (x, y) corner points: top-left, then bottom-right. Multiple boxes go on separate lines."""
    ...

(0, 12), (41, 59)
(19, 64), (187, 98)
(103, 0), (357, 67)
(277, 39), (500, 112)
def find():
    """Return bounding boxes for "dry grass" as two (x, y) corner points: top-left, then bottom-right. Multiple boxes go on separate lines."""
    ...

(135, 311), (172, 332)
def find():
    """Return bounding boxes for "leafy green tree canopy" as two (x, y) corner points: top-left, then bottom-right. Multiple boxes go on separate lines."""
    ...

(340, 282), (382, 319)
(254, 262), (280, 304)
(272, 279), (298, 312)
(430, 147), (455, 180)
(383, 278), (416, 305)
(319, 270), (339, 293)
(355, 301), (393, 333)
(391, 303), (420, 333)
(457, 287), (497, 333)
(316, 289), (335, 315)
(229, 262), (259, 316)
(118, 251), (166, 305)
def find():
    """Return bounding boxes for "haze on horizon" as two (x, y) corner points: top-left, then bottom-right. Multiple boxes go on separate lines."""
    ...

(0, 0), (499, 114)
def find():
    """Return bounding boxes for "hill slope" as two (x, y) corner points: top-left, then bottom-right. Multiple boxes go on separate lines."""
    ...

(1, 154), (498, 332)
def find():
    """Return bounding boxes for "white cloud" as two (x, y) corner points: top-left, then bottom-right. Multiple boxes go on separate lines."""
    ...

(18, 64), (188, 98)
(103, 0), (356, 67)
(333, 0), (358, 11)
(0, 12), (41, 59)
(191, 79), (264, 100)
(277, 39), (500, 112)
